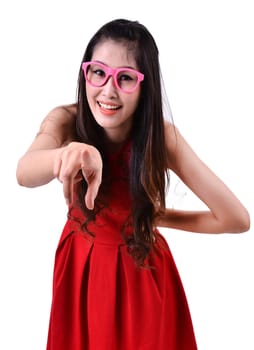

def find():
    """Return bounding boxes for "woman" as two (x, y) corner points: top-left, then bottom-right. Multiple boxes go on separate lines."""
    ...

(16, 19), (250, 350)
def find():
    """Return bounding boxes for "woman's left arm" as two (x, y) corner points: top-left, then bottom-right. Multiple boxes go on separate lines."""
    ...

(156, 122), (250, 233)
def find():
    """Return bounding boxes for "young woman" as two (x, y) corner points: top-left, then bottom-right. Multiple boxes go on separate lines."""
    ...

(16, 19), (250, 350)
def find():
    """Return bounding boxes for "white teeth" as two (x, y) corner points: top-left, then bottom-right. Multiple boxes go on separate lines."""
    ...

(98, 102), (120, 110)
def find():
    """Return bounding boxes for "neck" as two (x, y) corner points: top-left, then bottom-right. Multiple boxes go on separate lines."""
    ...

(103, 129), (131, 153)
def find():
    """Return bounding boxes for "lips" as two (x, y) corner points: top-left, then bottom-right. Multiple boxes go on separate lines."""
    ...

(97, 101), (122, 116)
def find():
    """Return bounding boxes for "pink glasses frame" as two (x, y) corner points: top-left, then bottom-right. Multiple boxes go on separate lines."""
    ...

(82, 61), (144, 93)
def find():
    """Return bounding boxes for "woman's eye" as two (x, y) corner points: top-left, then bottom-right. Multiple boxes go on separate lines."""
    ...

(92, 68), (105, 77)
(119, 74), (133, 81)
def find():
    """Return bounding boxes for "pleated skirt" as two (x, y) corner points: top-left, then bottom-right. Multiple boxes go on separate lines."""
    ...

(46, 219), (197, 350)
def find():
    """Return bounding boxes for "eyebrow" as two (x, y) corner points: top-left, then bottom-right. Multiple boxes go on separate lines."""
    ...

(93, 60), (137, 70)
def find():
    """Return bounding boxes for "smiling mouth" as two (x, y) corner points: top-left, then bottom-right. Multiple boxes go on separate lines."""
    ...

(98, 101), (121, 110)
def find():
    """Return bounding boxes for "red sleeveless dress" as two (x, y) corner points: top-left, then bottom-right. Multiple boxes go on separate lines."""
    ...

(46, 142), (197, 350)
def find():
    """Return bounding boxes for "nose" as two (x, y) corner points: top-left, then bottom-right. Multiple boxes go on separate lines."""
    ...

(101, 75), (118, 96)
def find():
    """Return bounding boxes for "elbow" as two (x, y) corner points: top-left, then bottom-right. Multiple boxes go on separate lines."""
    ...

(229, 209), (250, 234)
(216, 208), (250, 234)
(237, 212), (250, 233)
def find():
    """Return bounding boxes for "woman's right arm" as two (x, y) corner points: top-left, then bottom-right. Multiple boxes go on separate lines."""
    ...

(16, 104), (103, 209)
(16, 104), (76, 188)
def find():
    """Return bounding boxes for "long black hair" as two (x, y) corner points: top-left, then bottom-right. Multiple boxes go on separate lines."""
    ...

(75, 19), (169, 266)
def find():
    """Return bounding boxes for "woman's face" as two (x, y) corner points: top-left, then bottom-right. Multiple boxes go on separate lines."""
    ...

(85, 39), (141, 143)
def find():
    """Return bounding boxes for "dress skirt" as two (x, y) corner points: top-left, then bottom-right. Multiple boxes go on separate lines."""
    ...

(46, 216), (197, 350)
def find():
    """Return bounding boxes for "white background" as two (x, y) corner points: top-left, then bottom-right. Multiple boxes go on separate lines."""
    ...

(0, 0), (253, 349)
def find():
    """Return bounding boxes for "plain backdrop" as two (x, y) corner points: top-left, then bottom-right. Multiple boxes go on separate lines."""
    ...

(0, 0), (253, 349)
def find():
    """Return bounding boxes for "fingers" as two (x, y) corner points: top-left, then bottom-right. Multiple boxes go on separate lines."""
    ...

(53, 143), (102, 208)
(56, 166), (75, 206)
(62, 177), (74, 206)
(53, 146), (80, 205)
(84, 173), (102, 210)
(81, 149), (102, 210)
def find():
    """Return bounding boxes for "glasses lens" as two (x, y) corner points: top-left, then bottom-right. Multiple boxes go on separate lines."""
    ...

(85, 63), (107, 87)
(116, 70), (139, 92)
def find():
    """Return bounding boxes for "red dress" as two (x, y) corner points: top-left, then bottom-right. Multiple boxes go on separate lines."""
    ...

(46, 142), (197, 350)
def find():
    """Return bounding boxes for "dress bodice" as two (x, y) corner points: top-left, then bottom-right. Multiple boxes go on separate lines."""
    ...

(67, 141), (132, 245)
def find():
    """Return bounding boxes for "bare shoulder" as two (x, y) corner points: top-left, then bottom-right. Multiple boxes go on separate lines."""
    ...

(41, 103), (77, 129)
(163, 120), (180, 164)
(164, 120), (197, 172)
(39, 103), (77, 146)
(164, 120), (177, 143)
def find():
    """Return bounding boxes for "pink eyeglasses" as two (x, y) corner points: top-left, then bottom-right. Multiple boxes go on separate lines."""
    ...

(82, 61), (144, 93)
